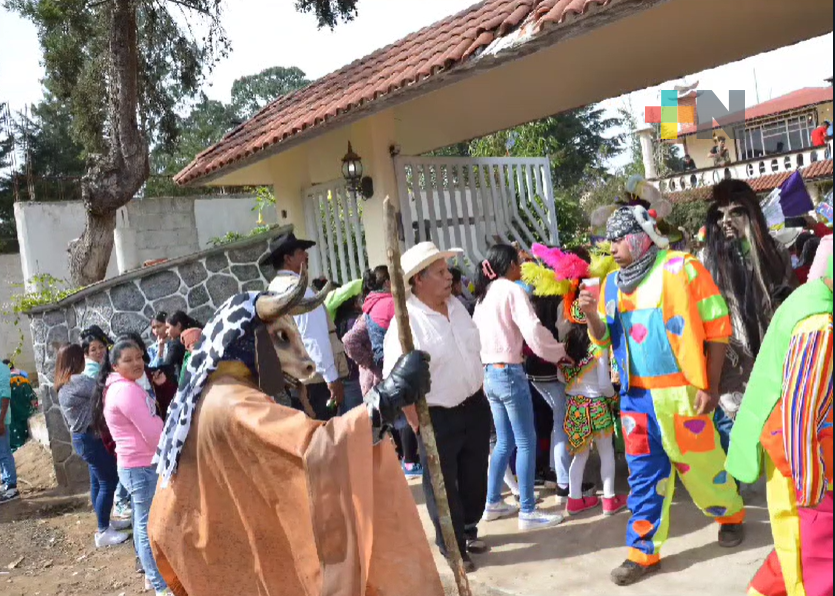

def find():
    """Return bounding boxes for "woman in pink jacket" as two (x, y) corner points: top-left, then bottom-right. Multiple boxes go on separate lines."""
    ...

(473, 244), (571, 532)
(93, 339), (170, 596)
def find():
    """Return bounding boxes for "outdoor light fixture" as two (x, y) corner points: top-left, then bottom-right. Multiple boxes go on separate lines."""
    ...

(341, 142), (374, 200)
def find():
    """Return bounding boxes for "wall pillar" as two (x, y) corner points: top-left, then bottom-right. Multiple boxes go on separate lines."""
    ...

(356, 111), (399, 269)
(270, 149), (310, 240)
(636, 126), (658, 180)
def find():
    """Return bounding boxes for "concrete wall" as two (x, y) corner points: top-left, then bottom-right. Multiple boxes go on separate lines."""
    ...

(14, 201), (119, 289)
(14, 194), (266, 290)
(27, 224), (291, 488)
(194, 196), (278, 249)
(0, 252), (36, 374)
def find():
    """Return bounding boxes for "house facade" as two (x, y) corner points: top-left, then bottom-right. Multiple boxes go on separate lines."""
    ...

(650, 85), (834, 201)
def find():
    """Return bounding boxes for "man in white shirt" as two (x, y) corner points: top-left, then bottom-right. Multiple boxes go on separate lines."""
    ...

(383, 242), (490, 573)
(262, 233), (344, 420)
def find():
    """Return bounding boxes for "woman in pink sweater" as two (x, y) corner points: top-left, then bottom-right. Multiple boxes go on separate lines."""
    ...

(93, 339), (170, 595)
(473, 244), (570, 532)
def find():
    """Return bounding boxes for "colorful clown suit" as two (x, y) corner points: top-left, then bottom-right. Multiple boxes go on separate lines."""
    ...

(727, 277), (833, 596)
(592, 250), (746, 566)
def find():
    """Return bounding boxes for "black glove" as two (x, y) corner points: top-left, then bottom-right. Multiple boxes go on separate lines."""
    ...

(367, 351), (431, 426)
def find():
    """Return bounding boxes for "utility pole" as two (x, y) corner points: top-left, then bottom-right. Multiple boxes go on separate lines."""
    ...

(753, 69), (761, 104)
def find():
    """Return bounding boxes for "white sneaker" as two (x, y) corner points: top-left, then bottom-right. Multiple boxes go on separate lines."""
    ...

(156, 590), (173, 595)
(113, 501), (132, 519)
(94, 527), (130, 548)
(111, 518), (132, 531)
(482, 500), (519, 522)
(518, 509), (564, 531)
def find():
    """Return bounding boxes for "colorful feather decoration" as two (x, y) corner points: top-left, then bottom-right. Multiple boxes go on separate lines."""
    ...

(521, 262), (573, 297)
(530, 243), (589, 281)
(588, 253), (618, 280)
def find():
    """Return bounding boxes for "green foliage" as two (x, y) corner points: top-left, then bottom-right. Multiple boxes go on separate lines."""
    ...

(6, 0), (230, 154)
(207, 223), (277, 247)
(666, 200), (710, 236)
(0, 274), (80, 359)
(252, 186), (276, 223)
(295, 0), (359, 28)
(231, 67), (310, 120)
(148, 68), (310, 190)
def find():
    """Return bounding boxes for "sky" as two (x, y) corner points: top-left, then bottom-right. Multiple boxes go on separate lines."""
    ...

(0, 0), (832, 173)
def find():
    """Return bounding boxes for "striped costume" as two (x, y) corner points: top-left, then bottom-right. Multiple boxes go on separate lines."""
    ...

(728, 277), (833, 596)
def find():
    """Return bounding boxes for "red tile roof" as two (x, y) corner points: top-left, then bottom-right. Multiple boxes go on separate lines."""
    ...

(668, 159), (833, 203)
(175, 0), (625, 186)
(677, 87), (833, 138)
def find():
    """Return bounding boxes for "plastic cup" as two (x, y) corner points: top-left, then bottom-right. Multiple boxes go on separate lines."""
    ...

(581, 278), (600, 300)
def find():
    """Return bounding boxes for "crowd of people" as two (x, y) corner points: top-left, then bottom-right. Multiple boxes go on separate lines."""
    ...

(0, 175), (831, 595)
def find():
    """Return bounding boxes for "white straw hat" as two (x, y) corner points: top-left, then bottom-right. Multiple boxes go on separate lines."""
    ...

(401, 242), (463, 283)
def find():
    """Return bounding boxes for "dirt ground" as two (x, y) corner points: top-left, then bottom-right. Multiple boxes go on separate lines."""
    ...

(1, 442), (768, 596)
(0, 442), (144, 596)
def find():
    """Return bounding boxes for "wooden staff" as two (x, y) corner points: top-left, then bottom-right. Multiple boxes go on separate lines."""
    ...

(383, 197), (472, 596)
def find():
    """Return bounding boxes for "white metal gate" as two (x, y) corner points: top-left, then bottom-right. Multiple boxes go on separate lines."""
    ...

(303, 180), (368, 284)
(394, 156), (558, 276)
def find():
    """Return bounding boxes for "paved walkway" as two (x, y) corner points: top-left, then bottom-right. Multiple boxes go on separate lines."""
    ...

(411, 459), (771, 596)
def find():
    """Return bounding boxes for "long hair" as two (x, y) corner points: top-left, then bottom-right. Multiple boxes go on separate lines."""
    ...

(563, 323), (592, 365)
(54, 344), (85, 392)
(167, 311), (203, 331)
(91, 339), (141, 434)
(474, 244), (519, 303)
(81, 326), (112, 357)
(705, 179), (788, 352)
(362, 265), (390, 298)
(798, 236), (822, 269)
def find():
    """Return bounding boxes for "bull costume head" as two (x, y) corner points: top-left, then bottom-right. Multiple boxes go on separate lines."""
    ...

(154, 266), (330, 486)
(704, 179), (793, 354)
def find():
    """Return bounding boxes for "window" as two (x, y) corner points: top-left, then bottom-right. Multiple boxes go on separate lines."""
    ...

(734, 111), (817, 161)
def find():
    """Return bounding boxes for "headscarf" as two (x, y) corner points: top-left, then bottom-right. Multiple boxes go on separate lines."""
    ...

(155, 292), (262, 486)
(606, 207), (666, 293)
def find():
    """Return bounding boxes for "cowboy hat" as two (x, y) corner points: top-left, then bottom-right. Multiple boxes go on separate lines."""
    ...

(401, 242), (463, 283)
(260, 233), (316, 268)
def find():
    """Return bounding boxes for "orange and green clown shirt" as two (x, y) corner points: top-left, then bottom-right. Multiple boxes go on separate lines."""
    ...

(592, 250), (746, 566)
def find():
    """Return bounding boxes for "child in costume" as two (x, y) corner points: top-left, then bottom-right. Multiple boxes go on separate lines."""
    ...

(522, 245), (628, 516)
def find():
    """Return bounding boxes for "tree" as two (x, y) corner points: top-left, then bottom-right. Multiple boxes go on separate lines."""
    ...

(231, 66), (310, 120)
(7, 0), (361, 286)
(295, 0), (359, 28)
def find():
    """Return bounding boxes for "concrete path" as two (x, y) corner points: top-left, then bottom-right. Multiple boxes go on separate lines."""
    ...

(411, 461), (771, 596)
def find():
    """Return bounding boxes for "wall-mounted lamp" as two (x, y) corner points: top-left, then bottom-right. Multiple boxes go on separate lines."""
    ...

(341, 142), (374, 200)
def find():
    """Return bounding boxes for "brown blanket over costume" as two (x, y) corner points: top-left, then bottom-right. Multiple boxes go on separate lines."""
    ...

(149, 362), (444, 596)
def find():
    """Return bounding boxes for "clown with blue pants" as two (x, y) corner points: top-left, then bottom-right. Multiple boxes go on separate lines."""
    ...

(581, 205), (746, 586)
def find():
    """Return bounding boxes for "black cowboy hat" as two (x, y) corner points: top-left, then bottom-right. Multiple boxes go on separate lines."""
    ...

(259, 233), (316, 268)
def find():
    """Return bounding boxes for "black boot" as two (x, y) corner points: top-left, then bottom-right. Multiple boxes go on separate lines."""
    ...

(718, 523), (745, 547)
(610, 560), (661, 586)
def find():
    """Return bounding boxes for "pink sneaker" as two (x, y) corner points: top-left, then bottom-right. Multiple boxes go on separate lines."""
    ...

(603, 495), (628, 516)
(566, 496), (600, 515)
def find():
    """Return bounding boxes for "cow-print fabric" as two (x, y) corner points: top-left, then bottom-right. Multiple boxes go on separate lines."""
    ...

(154, 292), (261, 486)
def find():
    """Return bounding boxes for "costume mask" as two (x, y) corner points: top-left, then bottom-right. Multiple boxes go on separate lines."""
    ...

(716, 202), (749, 240)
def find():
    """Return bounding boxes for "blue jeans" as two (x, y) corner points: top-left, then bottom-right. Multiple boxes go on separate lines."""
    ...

(119, 466), (167, 592)
(713, 407), (733, 454)
(72, 432), (118, 532)
(485, 364), (538, 513)
(0, 426), (17, 488)
(339, 378), (364, 415)
(115, 482), (130, 507)
(531, 381), (571, 488)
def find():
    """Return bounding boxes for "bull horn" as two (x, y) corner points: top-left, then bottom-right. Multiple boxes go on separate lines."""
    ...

(288, 280), (332, 316)
(257, 265), (309, 321)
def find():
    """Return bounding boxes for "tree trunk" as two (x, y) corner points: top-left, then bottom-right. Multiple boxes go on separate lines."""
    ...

(68, 0), (148, 287)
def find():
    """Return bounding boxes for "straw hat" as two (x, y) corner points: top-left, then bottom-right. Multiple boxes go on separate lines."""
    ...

(401, 242), (463, 283)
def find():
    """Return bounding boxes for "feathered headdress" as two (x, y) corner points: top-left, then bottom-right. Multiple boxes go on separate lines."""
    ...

(522, 243), (617, 326)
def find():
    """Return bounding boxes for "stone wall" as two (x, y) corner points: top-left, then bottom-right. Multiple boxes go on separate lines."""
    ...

(26, 225), (290, 488)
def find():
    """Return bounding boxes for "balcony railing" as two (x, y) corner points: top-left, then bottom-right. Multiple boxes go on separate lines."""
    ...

(655, 139), (834, 193)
